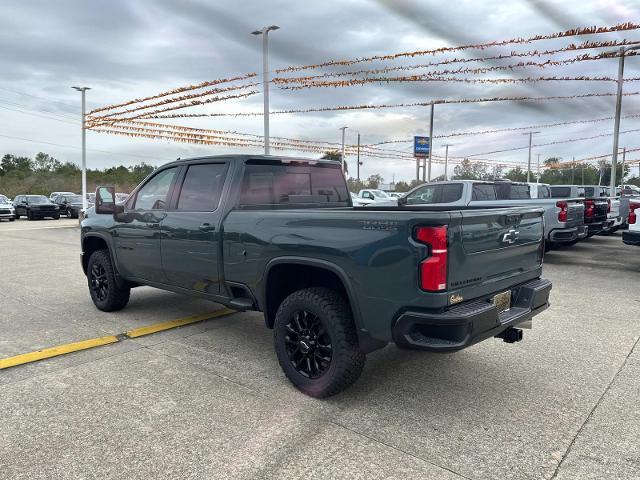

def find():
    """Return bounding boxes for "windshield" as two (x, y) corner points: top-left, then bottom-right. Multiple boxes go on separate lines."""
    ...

(26, 195), (50, 203)
(0, 196), (10, 204)
(371, 190), (389, 198)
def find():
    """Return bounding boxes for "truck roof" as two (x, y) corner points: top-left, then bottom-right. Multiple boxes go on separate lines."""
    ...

(164, 154), (341, 168)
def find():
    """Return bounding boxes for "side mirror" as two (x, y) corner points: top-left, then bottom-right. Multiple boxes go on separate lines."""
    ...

(95, 186), (123, 215)
(398, 196), (407, 206)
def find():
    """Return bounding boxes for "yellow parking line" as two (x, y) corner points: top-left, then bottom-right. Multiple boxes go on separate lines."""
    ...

(125, 308), (236, 338)
(0, 335), (120, 370)
(0, 308), (236, 370)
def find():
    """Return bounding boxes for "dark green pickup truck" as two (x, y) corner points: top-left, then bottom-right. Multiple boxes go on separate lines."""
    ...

(81, 155), (552, 397)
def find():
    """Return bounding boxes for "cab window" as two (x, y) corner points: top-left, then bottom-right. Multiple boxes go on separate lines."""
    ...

(132, 167), (178, 210)
(176, 163), (227, 211)
(406, 185), (437, 204)
(472, 183), (497, 201)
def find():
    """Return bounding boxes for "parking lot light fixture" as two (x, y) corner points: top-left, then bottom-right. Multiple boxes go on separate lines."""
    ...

(610, 45), (640, 193)
(251, 25), (280, 155)
(72, 86), (90, 212)
(339, 126), (348, 173)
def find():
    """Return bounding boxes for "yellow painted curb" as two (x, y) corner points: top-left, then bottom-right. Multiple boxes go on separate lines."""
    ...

(0, 335), (120, 370)
(0, 308), (236, 370)
(125, 308), (236, 338)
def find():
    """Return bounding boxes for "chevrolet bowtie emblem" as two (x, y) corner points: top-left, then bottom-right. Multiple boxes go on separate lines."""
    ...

(502, 229), (520, 244)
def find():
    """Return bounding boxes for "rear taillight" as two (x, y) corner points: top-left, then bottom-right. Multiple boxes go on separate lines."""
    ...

(607, 198), (612, 213)
(584, 200), (595, 219)
(556, 201), (568, 223)
(415, 226), (448, 292)
(630, 203), (639, 224)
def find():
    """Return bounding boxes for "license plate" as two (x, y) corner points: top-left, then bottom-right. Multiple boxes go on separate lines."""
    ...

(492, 290), (512, 313)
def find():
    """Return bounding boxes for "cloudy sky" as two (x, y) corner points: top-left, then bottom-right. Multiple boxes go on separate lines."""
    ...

(1, 0), (640, 183)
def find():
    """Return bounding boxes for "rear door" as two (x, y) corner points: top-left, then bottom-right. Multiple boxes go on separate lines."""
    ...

(160, 161), (229, 293)
(448, 207), (543, 292)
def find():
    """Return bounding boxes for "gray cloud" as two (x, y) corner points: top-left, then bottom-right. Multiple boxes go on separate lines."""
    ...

(1, 0), (640, 184)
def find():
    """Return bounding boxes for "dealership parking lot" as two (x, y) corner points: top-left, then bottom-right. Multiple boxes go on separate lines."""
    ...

(1, 218), (639, 480)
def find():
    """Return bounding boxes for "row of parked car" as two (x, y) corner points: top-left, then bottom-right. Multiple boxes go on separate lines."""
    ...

(351, 181), (640, 250)
(0, 191), (129, 221)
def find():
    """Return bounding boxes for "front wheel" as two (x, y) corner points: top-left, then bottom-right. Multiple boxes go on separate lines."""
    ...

(274, 287), (365, 398)
(87, 249), (130, 312)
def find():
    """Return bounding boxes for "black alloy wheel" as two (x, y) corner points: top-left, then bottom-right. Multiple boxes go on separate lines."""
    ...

(284, 309), (333, 379)
(90, 263), (108, 302)
(86, 249), (130, 311)
(274, 287), (365, 398)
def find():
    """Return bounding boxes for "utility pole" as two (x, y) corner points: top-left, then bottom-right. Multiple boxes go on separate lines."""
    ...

(427, 103), (435, 182)
(251, 25), (280, 155)
(443, 144), (452, 180)
(610, 45), (640, 193)
(570, 156), (575, 184)
(356, 133), (361, 181)
(581, 164), (585, 185)
(536, 154), (541, 183)
(339, 126), (348, 174)
(523, 131), (539, 182)
(620, 146), (627, 185)
(72, 86), (90, 212)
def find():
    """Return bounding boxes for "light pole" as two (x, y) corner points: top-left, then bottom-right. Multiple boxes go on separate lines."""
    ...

(610, 45), (640, 193)
(443, 144), (452, 180)
(427, 102), (435, 182)
(339, 126), (348, 174)
(536, 153), (541, 183)
(523, 131), (539, 182)
(251, 25), (280, 155)
(356, 132), (361, 181)
(72, 86), (90, 212)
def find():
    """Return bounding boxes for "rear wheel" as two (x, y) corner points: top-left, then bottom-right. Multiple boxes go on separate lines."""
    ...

(9, 217), (15, 222)
(87, 249), (130, 312)
(274, 287), (365, 398)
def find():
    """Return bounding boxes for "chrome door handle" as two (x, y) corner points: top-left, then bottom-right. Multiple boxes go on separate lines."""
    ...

(199, 223), (215, 232)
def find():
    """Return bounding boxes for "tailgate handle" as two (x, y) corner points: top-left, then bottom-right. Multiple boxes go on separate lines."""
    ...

(505, 214), (522, 226)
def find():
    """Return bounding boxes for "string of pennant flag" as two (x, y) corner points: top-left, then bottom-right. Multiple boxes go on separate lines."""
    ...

(84, 21), (640, 170)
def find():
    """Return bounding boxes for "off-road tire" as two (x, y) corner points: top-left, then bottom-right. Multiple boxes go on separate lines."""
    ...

(274, 287), (365, 398)
(87, 249), (130, 312)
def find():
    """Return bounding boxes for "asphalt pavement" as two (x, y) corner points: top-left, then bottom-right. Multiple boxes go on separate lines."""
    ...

(0, 217), (638, 480)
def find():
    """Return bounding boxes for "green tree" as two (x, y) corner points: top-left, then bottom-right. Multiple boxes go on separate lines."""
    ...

(453, 158), (490, 180)
(394, 181), (410, 192)
(346, 177), (366, 192)
(504, 167), (528, 182)
(365, 174), (383, 189)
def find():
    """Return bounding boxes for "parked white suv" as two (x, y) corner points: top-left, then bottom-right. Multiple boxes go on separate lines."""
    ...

(623, 199), (640, 246)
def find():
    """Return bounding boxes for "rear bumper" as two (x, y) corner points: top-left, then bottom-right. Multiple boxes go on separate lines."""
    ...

(392, 278), (552, 352)
(623, 230), (640, 246)
(548, 227), (579, 243)
(586, 221), (604, 235)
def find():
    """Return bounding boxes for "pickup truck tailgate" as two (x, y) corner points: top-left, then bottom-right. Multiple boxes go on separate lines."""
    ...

(448, 208), (544, 295)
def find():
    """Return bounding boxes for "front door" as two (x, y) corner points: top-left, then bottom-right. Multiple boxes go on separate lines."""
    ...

(160, 161), (228, 294)
(113, 166), (179, 282)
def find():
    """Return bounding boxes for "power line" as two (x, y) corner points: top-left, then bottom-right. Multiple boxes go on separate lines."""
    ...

(0, 133), (164, 161)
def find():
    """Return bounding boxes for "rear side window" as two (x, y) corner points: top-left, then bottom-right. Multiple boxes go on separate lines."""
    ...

(472, 184), (497, 201)
(537, 186), (551, 199)
(550, 187), (571, 198)
(440, 184), (463, 203)
(239, 161), (349, 207)
(176, 163), (227, 211)
(583, 187), (595, 198)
